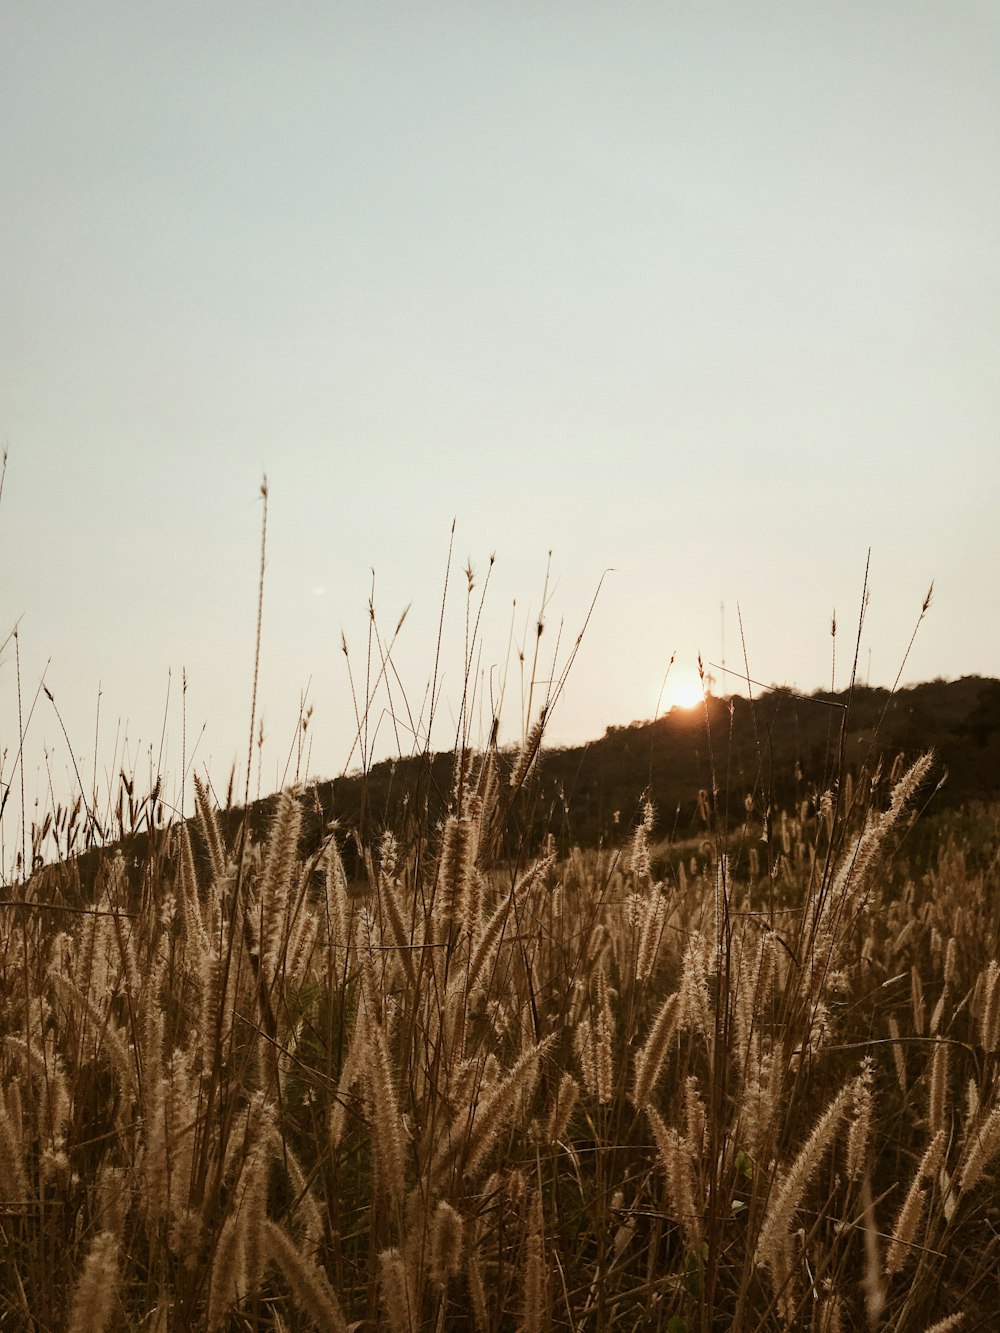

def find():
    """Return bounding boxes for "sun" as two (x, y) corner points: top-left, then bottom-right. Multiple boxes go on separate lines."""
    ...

(661, 676), (704, 713)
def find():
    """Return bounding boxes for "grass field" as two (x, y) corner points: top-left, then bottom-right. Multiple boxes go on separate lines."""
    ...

(1, 726), (999, 1330)
(3, 505), (999, 1330)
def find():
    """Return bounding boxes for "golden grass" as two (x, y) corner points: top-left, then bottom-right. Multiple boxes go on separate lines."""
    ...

(2, 511), (998, 1328)
(1, 738), (999, 1330)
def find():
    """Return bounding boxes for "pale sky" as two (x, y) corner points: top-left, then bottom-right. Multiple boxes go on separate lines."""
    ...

(2, 3), (998, 848)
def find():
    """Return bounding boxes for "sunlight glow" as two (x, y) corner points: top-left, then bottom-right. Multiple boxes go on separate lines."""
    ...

(662, 677), (704, 713)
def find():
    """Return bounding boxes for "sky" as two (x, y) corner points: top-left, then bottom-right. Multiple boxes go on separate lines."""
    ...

(2, 3), (998, 858)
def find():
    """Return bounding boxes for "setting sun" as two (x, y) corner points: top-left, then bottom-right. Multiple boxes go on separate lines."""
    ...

(661, 675), (704, 713)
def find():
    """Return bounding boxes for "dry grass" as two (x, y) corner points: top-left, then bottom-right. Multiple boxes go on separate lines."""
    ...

(2, 511), (998, 1328)
(1, 737), (999, 1330)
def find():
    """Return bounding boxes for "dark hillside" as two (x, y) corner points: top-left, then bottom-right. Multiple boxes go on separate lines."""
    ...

(248, 674), (1000, 869)
(533, 674), (1000, 848)
(37, 676), (1000, 900)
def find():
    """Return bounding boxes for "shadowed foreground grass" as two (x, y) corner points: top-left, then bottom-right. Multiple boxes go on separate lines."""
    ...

(1, 738), (999, 1331)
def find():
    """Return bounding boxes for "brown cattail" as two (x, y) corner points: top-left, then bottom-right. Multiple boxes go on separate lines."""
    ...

(208, 1221), (245, 1333)
(817, 754), (933, 976)
(859, 1172), (887, 1323)
(168, 1207), (203, 1271)
(739, 1044), (782, 1162)
(959, 1100), (1000, 1194)
(198, 934), (236, 1072)
(520, 1191), (546, 1333)
(466, 889), (514, 994)
(259, 788), (303, 984)
(575, 1032), (601, 1111)
(176, 823), (210, 962)
(282, 1139), (326, 1252)
(885, 1130), (945, 1275)
(193, 772), (227, 885)
(466, 855), (554, 996)
(73, 895), (102, 999)
(286, 905), (319, 988)
(67, 1231), (120, 1333)
(439, 986), (468, 1075)
(435, 1037), (553, 1184)
(766, 1230), (798, 1327)
(323, 835), (352, 986)
(911, 966), (926, 1036)
(576, 1025), (597, 1100)
(818, 1288), (845, 1333)
(379, 874), (417, 989)
(378, 1247), (414, 1333)
(943, 936), (959, 988)
(928, 1038), (949, 1138)
(677, 933), (712, 1038)
(635, 886), (667, 982)
(162, 1050), (197, 1223)
(429, 1200), (464, 1286)
(356, 907), (383, 1024)
(964, 1077), (980, 1127)
(978, 960), (1000, 1053)
(140, 951), (165, 1098)
(683, 1075), (707, 1155)
(143, 1073), (170, 1225)
(632, 993), (679, 1109)
(545, 1072), (579, 1143)
(437, 814), (474, 928)
(929, 988), (947, 1036)
(888, 1014), (907, 1093)
(754, 1086), (852, 1272)
(734, 929), (775, 1067)
(240, 1116), (274, 1297)
(266, 1218), (348, 1331)
(467, 1239), (490, 1332)
(473, 741), (499, 833)
(49, 974), (136, 1101)
(846, 1061), (875, 1181)
(629, 800), (655, 884)
(887, 1192), (928, 1278)
(8, 1035), (69, 1147)
(509, 709), (546, 792)
(647, 1107), (702, 1252)
(365, 1020), (408, 1208)
(329, 1022), (364, 1154)
(593, 968), (615, 1104)
(79, 884), (117, 1003)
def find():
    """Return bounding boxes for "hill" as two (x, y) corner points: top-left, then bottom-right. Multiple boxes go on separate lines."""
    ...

(234, 673), (1000, 868)
(41, 674), (1000, 898)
